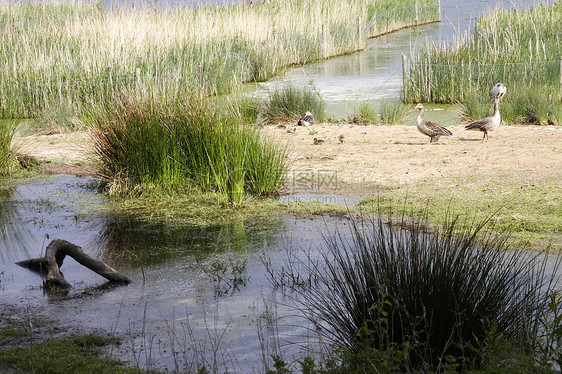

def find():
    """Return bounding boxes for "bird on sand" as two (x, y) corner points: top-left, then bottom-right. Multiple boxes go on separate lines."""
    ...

(465, 98), (501, 140)
(313, 137), (324, 145)
(490, 83), (507, 99)
(286, 126), (296, 133)
(338, 134), (345, 143)
(415, 103), (453, 143)
(297, 111), (315, 126)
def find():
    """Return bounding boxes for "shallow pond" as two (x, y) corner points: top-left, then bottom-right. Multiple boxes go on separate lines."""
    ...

(1, 174), (560, 372)
(1, 175), (362, 372)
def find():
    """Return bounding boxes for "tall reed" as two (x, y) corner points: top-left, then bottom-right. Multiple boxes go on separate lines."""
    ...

(405, 2), (562, 124)
(89, 92), (287, 203)
(277, 211), (560, 371)
(0, 120), (18, 175)
(0, 0), (440, 121)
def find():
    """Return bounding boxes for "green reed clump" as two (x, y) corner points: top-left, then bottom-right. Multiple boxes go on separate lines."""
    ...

(259, 85), (326, 125)
(348, 101), (410, 125)
(460, 85), (562, 125)
(0, 120), (18, 175)
(280, 211), (560, 371)
(379, 100), (411, 124)
(89, 93), (287, 203)
(0, 0), (439, 122)
(348, 103), (377, 125)
(406, 2), (562, 124)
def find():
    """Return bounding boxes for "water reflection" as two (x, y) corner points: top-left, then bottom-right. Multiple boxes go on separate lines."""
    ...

(1, 175), (561, 372)
(251, 0), (545, 118)
(97, 214), (285, 266)
(0, 183), (32, 263)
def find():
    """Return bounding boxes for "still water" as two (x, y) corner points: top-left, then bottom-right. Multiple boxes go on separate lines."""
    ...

(252, 0), (546, 118)
(0, 175), (352, 372)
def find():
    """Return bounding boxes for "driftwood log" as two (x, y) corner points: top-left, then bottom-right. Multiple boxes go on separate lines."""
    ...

(17, 239), (131, 289)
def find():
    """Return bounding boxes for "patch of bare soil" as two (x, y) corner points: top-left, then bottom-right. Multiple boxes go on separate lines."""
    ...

(11, 124), (562, 198)
(264, 123), (562, 197)
(13, 131), (98, 176)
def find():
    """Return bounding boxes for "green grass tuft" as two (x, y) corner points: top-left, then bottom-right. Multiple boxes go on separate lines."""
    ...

(273, 210), (561, 371)
(89, 92), (287, 204)
(0, 334), (155, 373)
(259, 85), (327, 125)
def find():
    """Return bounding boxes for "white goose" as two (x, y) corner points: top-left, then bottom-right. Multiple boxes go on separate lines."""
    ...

(465, 98), (501, 141)
(490, 83), (507, 99)
(415, 104), (453, 143)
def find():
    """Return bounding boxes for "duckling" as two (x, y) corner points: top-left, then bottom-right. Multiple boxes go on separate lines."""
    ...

(465, 98), (501, 140)
(338, 134), (345, 143)
(313, 137), (325, 145)
(286, 126), (296, 133)
(415, 104), (453, 143)
(298, 111), (315, 126)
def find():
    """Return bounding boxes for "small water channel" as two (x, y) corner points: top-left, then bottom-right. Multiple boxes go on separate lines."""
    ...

(250, 0), (543, 120)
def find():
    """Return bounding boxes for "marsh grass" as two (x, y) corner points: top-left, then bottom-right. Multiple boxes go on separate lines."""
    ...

(0, 0), (440, 122)
(275, 210), (561, 371)
(0, 119), (18, 175)
(89, 93), (287, 203)
(259, 85), (327, 125)
(406, 3), (562, 124)
(379, 100), (411, 125)
(348, 101), (411, 125)
(0, 334), (143, 374)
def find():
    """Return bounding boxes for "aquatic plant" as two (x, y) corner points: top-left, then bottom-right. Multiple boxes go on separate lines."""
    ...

(89, 92), (287, 204)
(0, 0), (440, 122)
(259, 85), (326, 125)
(405, 2), (562, 125)
(275, 211), (560, 371)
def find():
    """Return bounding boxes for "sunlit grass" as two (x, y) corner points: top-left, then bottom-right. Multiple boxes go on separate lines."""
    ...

(89, 92), (287, 204)
(0, 0), (440, 122)
(359, 176), (562, 251)
(0, 119), (18, 175)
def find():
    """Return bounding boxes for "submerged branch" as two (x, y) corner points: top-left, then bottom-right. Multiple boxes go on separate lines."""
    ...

(17, 239), (131, 289)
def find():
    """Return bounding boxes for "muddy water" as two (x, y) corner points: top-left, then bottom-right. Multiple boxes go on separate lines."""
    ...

(251, 0), (544, 119)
